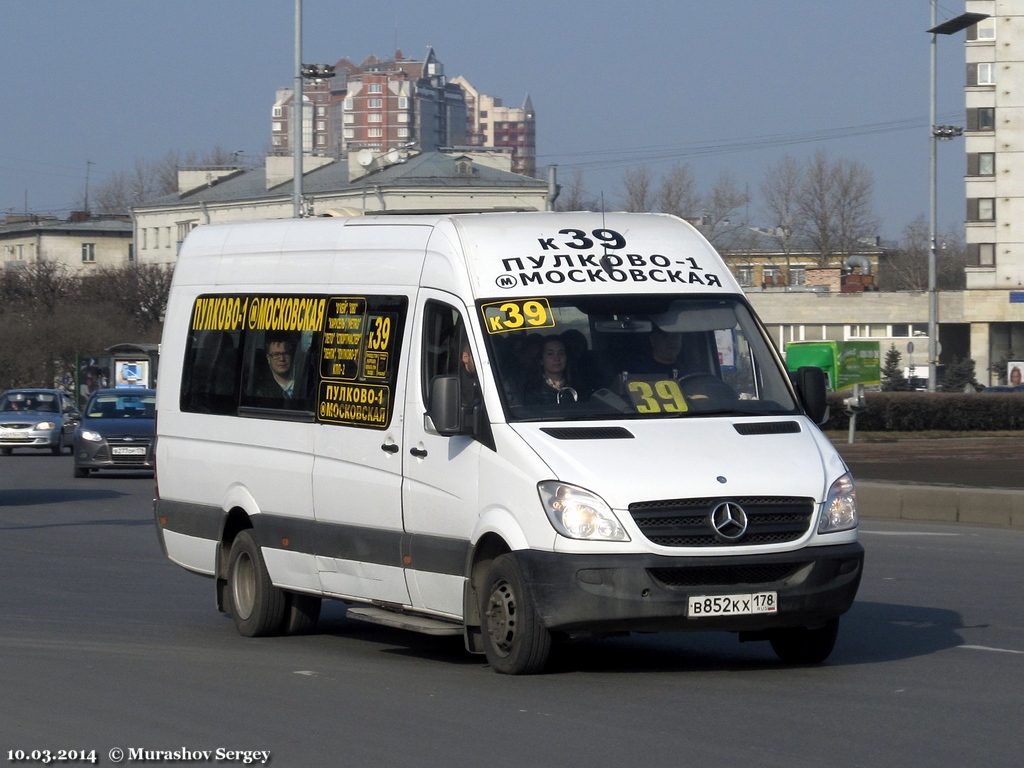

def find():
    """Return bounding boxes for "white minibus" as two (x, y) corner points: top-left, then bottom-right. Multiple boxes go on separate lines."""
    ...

(154, 211), (863, 674)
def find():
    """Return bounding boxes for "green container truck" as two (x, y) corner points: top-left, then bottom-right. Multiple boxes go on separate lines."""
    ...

(784, 340), (881, 392)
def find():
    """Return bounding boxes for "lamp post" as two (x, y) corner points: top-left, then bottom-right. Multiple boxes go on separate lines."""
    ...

(291, 1), (336, 218)
(926, 2), (988, 391)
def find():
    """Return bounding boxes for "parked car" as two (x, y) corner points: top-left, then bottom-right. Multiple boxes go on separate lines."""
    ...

(980, 384), (1024, 393)
(0, 388), (80, 455)
(73, 388), (156, 477)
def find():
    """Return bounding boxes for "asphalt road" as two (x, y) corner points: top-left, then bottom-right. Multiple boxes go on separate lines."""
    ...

(1, 452), (1022, 767)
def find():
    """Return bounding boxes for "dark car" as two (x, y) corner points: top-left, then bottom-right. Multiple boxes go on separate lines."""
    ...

(73, 388), (156, 477)
(0, 388), (80, 455)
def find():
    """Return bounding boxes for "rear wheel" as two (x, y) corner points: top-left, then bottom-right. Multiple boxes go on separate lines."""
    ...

(227, 529), (286, 637)
(770, 618), (840, 664)
(73, 466), (90, 478)
(480, 553), (551, 675)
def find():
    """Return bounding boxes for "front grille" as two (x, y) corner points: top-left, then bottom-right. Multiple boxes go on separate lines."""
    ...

(628, 496), (814, 547)
(649, 563), (801, 588)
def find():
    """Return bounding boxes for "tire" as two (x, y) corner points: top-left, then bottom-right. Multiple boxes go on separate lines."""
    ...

(283, 591), (322, 635)
(51, 433), (64, 456)
(227, 529), (286, 637)
(480, 553), (552, 675)
(770, 618), (840, 664)
(1, 448), (11, 455)
(74, 466), (90, 478)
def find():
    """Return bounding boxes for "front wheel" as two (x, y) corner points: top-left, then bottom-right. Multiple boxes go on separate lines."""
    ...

(73, 466), (90, 478)
(770, 618), (840, 664)
(480, 553), (551, 675)
(51, 433), (64, 456)
(227, 529), (286, 637)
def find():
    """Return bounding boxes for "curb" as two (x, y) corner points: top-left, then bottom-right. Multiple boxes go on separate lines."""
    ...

(856, 481), (1024, 528)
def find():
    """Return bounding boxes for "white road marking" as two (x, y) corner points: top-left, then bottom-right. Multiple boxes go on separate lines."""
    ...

(959, 645), (1024, 655)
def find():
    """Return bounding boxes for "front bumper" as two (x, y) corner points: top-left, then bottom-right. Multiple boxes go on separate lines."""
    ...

(514, 542), (864, 634)
(0, 431), (61, 449)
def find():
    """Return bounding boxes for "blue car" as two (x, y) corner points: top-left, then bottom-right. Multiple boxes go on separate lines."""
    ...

(0, 388), (80, 455)
(73, 388), (156, 477)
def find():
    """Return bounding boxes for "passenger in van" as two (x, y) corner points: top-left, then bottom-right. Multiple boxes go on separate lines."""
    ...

(253, 331), (300, 401)
(460, 343), (481, 407)
(525, 337), (578, 405)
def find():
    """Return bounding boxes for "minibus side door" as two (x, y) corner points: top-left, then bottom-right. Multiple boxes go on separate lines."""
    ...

(311, 292), (413, 606)
(401, 294), (482, 617)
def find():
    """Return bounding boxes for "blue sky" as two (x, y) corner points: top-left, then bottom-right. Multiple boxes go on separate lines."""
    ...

(0, 1), (973, 239)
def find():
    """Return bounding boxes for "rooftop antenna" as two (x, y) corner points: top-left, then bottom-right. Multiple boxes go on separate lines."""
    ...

(599, 193), (615, 276)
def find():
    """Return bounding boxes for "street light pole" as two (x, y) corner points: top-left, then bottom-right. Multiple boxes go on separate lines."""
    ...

(928, 0), (938, 392)
(293, 0), (303, 218)
(926, 3), (989, 391)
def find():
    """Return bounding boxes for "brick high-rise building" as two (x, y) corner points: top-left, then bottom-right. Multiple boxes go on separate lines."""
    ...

(452, 76), (536, 177)
(270, 49), (536, 177)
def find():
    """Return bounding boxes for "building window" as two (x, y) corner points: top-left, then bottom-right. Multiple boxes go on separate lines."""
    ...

(316, 106), (326, 116)
(369, 83), (383, 94)
(969, 17), (996, 40)
(968, 242), (996, 266)
(969, 62), (996, 86)
(967, 107), (995, 132)
(736, 266), (754, 286)
(398, 97), (408, 109)
(272, 106), (283, 117)
(368, 113), (382, 123)
(272, 121), (283, 132)
(397, 127), (408, 138)
(272, 136), (283, 146)
(140, 229), (147, 250)
(81, 243), (95, 263)
(368, 128), (383, 138)
(968, 197), (996, 221)
(316, 135), (326, 146)
(343, 128), (354, 139)
(368, 98), (382, 109)
(789, 266), (806, 286)
(316, 121), (325, 131)
(397, 112), (409, 123)
(343, 97), (353, 110)
(968, 152), (995, 176)
(762, 267), (782, 286)
(343, 113), (354, 124)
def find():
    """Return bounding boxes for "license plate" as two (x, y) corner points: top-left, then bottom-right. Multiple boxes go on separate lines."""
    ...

(112, 446), (147, 456)
(688, 591), (777, 618)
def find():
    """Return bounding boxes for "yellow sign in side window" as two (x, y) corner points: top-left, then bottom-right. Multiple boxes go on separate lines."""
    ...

(318, 382), (390, 427)
(625, 379), (689, 414)
(480, 298), (555, 335)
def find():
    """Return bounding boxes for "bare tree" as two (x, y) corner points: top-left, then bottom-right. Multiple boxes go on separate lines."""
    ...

(656, 163), (700, 221)
(797, 149), (878, 266)
(759, 154), (803, 255)
(621, 166), (654, 212)
(557, 168), (597, 212)
(881, 217), (966, 291)
(702, 170), (750, 245)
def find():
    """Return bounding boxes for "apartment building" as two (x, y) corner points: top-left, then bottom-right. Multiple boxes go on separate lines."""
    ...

(961, 1), (1024, 376)
(270, 49), (537, 178)
(453, 76), (536, 177)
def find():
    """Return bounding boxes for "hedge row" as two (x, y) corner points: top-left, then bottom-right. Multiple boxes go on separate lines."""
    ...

(821, 392), (1024, 432)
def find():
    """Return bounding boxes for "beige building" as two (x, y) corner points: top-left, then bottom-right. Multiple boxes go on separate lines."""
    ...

(0, 214), (134, 273)
(452, 76), (536, 177)
(131, 149), (551, 266)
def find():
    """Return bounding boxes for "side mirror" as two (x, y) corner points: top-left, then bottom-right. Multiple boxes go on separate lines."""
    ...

(794, 366), (829, 426)
(426, 374), (463, 436)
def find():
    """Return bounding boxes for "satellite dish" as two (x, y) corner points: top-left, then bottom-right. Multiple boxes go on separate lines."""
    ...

(357, 149), (374, 167)
(383, 149), (400, 165)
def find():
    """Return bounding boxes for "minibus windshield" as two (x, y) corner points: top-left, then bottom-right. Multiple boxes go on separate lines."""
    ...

(478, 294), (799, 423)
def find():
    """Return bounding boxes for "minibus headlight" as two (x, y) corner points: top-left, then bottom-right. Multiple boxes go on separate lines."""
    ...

(80, 430), (104, 443)
(538, 482), (629, 542)
(819, 473), (858, 533)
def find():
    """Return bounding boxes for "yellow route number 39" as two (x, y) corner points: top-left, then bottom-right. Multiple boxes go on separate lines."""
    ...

(626, 379), (689, 414)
